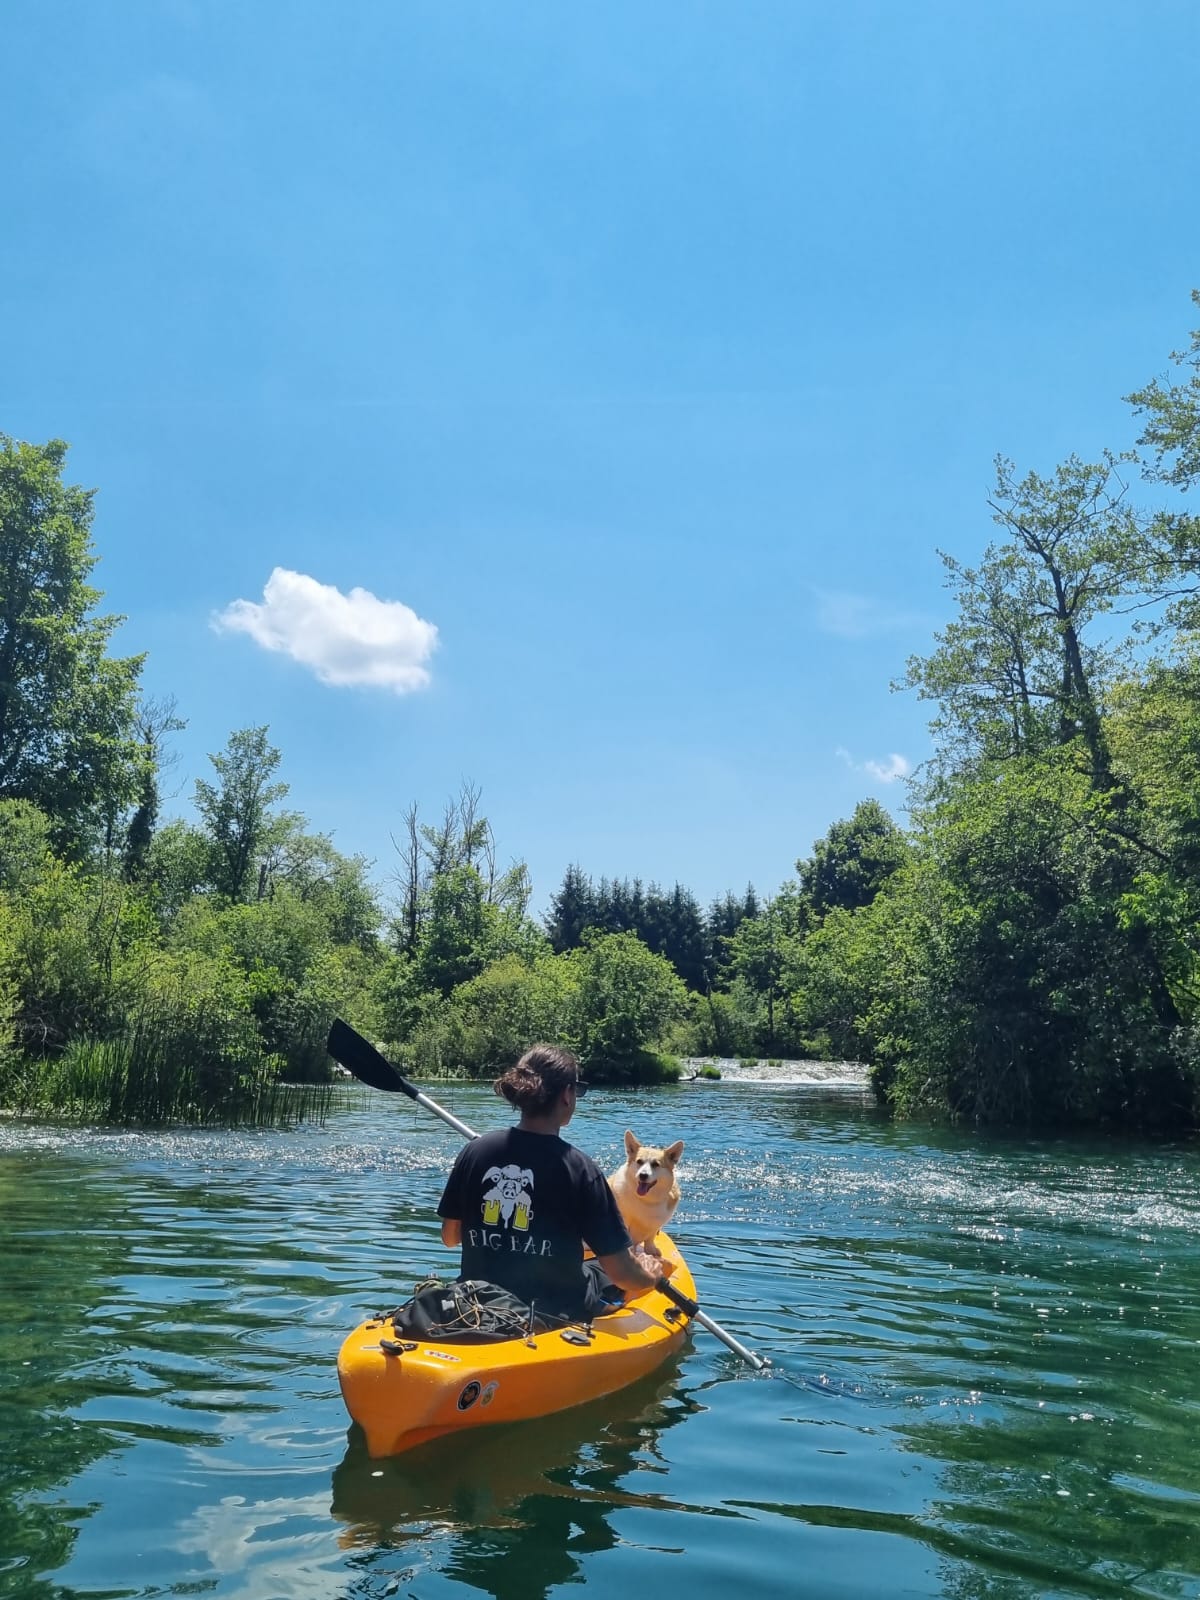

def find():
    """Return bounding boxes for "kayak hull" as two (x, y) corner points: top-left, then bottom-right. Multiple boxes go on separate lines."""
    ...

(337, 1231), (695, 1458)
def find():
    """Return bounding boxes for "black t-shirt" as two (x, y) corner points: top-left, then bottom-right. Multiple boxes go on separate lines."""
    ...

(437, 1127), (631, 1318)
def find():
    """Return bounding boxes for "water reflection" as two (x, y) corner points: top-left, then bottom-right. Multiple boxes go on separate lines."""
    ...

(331, 1364), (701, 1599)
(0, 1154), (132, 1600)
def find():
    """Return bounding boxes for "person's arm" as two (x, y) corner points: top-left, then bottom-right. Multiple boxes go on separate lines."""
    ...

(596, 1245), (661, 1297)
(437, 1147), (468, 1250)
(578, 1159), (663, 1297)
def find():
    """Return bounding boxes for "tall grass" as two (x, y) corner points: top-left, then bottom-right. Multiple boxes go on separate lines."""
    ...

(0, 1011), (347, 1127)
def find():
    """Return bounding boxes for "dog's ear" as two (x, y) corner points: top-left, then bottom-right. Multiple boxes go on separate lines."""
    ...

(664, 1140), (684, 1166)
(623, 1129), (640, 1158)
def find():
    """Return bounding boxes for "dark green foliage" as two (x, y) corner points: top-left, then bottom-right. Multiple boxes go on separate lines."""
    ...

(545, 862), (599, 953)
(707, 884), (759, 947)
(0, 1014), (342, 1126)
(798, 799), (909, 919)
(0, 435), (145, 853)
(545, 866), (732, 991)
(881, 760), (1196, 1130)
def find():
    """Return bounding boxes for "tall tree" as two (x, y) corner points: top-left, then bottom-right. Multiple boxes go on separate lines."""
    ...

(545, 864), (599, 953)
(707, 885), (759, 947)
(1126, 289), (1200, 491)
(798, 800), (910, 920)
(903, 453), (1141, 784)
(194, 726), (288, 901)
(0, 434), (144, 850)
(724, 899), (792, 1051)
(121, 695), (185, 879)
(1124, 293), (1200, 633)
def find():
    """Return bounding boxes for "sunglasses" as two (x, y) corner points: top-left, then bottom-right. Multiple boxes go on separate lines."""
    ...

(570, 1079), (590, 1098)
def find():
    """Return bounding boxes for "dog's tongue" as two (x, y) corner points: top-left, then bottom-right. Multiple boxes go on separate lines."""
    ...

(636, 1178), (653, 1196)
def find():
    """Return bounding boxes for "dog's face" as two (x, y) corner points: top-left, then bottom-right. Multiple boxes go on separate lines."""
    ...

(623, 1129), (684, 1199)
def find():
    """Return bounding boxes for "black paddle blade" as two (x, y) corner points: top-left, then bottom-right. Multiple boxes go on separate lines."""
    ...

(327, 1019), (416, 1098)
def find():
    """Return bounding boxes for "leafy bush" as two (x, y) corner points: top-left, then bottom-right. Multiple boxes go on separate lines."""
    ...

(566, 931), (690, 1080)
(399, 952), (578, 1076)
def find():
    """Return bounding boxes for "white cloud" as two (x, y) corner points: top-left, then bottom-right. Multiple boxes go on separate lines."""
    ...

(864, 752), (912, 783)
(813, 587), (927, 639)
(836, 746), (912, 785)
(214, 568), (438, 694)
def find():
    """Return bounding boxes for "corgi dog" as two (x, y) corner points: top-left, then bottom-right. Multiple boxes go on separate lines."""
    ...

(609, 1129), (684, 1250)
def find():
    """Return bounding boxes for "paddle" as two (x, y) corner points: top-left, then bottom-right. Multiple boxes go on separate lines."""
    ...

(652, 1278), (769, 1369)
(326, 1018), (770, 1370)
(327, 1018), (479, 1140)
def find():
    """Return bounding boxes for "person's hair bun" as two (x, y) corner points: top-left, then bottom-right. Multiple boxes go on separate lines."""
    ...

(494, 1044), (580, 1115)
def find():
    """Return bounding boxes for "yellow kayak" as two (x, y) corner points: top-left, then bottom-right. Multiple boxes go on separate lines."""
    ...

(337, 1231), (695, 1458)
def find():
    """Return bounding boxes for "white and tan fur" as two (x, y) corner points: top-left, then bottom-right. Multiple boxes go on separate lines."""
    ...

(608, 1129), (684, 1250)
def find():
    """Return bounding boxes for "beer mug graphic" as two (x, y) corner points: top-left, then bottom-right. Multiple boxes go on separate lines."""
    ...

(480, 1164), (535, 1229)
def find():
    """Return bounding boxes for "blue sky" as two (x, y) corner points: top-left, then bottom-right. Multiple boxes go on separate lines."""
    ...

(3, 2), (1198, 913)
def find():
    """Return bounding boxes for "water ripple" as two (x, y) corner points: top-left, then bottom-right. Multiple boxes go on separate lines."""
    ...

(2, 1087), (1199, 1598)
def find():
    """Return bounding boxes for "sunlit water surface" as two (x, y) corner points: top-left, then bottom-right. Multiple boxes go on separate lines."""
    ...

(3, 1079), (1199, 1599)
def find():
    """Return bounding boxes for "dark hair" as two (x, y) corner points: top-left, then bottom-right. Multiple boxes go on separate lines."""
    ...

(494, 1044), (580, 1115)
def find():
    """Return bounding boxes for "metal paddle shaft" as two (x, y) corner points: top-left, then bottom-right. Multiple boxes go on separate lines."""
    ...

(411, 1088), (478, 1142)
(327, 1018), (770, 1369)
(326, 1019), (479, 1141)
(656, 1277), (769, 1369)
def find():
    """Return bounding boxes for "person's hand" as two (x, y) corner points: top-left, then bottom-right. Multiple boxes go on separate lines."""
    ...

(630, 1244), (674, 1278)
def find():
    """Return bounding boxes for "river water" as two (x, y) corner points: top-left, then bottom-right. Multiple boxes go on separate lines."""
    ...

(3, 1077), (1199, 1600)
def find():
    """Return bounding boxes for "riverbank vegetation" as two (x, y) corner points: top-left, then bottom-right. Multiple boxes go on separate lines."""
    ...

(3, 297), (1200, 1129)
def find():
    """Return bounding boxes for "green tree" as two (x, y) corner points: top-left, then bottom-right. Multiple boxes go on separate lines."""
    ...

(0, 799), (55, 894)
(169, 888), (375, 1078)
(120, 695), (185, 879)
(142, 819), (213, 921)
(0, 856), (154, 1052)
(402, 951), (580, 1076)
(891, 760), (1197, 1129)
(567, 930), (689, 1079)
(0, 435), (144, 850)
(720, 888), (810, 1053)
(390, 783), (530, 954)
(545, 863), (600, 953)
(902, 454), (1144, 782)
(707, 884), (759, 950)
(798, 799), (910, 920)
(193, 726), (288, 901)
(1123, 293), (1200, 635)
(1126, 288), (1200, 491)
(1105, 647), (1200, 1023)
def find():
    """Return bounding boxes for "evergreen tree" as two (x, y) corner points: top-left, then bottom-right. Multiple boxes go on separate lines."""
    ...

(545, 863), (598, 952)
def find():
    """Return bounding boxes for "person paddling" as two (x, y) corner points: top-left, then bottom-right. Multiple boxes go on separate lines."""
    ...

(437, 1044), (661, 1322)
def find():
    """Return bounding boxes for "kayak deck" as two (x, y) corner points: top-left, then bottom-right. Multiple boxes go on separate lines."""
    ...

(338, 1231), (695, 1458)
